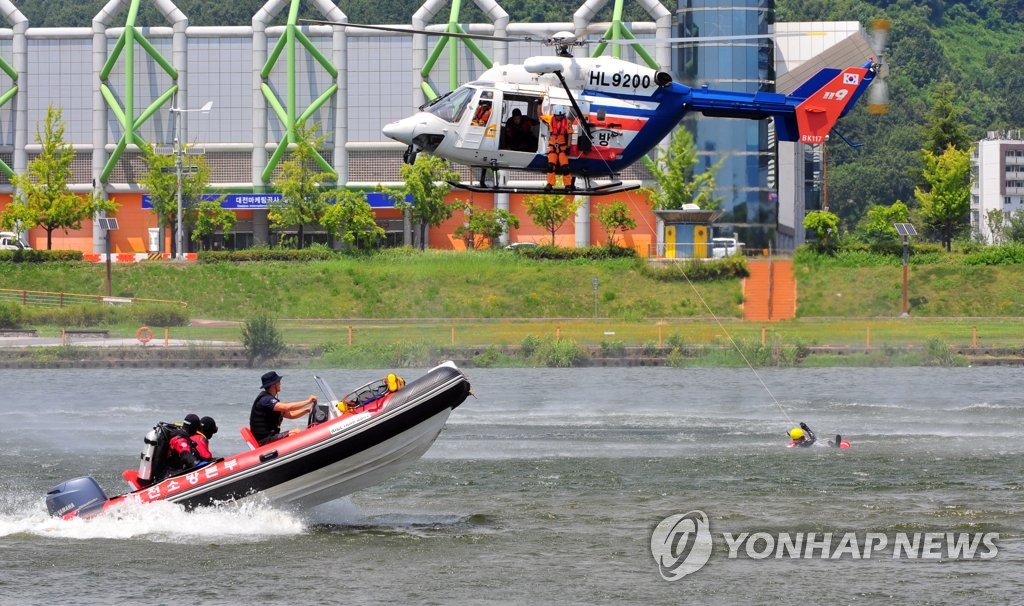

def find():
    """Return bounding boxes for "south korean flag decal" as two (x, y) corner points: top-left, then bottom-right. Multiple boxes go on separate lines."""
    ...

(843, 73), (860, 85)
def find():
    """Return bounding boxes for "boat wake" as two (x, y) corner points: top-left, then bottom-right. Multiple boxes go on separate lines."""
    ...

(0, 497), (306, 543)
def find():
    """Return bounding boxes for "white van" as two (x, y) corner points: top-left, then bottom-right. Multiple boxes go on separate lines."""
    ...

(0, 231), (30, 251)
(711, 236), (742, 258)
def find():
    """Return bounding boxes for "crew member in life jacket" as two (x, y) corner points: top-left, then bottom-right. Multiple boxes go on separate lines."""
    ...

(188, 416), (218, 461)
(788, 422), (817, 447)
(167, 414), (203, 472)
(471, 100), (492, 126)
(250, 371), (317, 445)
(541, 105), (574, 191)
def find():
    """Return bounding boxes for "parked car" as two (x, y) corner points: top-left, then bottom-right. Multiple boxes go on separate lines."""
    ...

(710, 236), (742, 258)
(505, 242), (539, 250)
(0, 232), (30, 251)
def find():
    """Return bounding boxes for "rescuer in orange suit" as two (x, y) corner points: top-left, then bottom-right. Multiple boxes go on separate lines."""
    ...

(541, 105), (574, 191)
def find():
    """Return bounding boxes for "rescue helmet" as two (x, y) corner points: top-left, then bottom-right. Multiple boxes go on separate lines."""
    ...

(553, 104), (567, 116)
(183, 413), (201, 435)
(200, 416), (218, 438)
(387, 373), (406, 392)
(789, 427), (805, 440)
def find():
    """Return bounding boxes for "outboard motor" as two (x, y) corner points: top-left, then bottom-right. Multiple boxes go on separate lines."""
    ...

(46, 476), (109, 518)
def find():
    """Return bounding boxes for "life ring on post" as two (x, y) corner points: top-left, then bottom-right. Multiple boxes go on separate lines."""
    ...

(136, 326), (153, 344)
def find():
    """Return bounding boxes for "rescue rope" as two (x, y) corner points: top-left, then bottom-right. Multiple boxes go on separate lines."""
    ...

(675, 262), (794, 427)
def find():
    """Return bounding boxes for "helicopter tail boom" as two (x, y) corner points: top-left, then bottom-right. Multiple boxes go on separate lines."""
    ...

(685, 61), (877, 145)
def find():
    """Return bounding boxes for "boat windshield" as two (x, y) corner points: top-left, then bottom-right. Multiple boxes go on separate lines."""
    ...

(423, 86), (476, 123)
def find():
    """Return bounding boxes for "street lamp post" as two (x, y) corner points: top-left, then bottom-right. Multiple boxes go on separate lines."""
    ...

(894, 223), (917, 317)
(166, 100), (212, 260)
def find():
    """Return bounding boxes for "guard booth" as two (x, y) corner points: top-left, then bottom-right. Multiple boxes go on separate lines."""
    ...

(654, 207), (724, 259)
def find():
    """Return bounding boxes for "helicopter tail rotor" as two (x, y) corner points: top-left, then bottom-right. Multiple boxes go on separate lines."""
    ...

(867, 19), (891, 114)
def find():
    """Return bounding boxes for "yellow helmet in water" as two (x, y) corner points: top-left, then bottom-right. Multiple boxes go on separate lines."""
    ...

(789, 427), (805, 440)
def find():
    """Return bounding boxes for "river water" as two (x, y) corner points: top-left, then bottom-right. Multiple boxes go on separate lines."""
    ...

(1, 366), (1022, 605)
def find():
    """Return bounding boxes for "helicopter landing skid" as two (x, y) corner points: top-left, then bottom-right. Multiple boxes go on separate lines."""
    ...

(449, 181), (639, 197)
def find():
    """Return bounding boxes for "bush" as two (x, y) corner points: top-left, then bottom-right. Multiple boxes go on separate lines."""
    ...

(963, 243), (1024, 266)
(130, 304), (190, 327)
(599, 340), (626, 356)
(0, 249), (83, 263)
(241, 314), (287, 364)
(520, 334), (542, 356)
(321, 340), (433, 367)
(530, 337), (587, 367)
(16, 302), (189, 327)
(639, 256), (748, 282)
(0, 302), (25, 328)
(198, 247), (336, 263)
(515, 244), (637, 260)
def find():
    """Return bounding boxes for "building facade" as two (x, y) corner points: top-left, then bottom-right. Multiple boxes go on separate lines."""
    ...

(971, 131), (1024, 244)
(675, 0), (776, 249)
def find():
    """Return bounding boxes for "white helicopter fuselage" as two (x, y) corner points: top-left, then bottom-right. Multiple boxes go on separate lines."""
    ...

(382, 51), (878, 187)
(382, 55), (685, 178)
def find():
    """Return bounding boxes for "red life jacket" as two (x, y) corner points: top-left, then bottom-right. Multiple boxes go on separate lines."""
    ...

(550, 116), (569, 137)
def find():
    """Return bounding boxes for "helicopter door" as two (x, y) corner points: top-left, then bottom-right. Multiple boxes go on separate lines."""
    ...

(499, 95), (543, 154)
(458, 90), (499, 152)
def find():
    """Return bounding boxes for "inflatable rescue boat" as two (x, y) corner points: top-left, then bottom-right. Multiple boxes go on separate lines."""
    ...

(46, 362), (471, 519)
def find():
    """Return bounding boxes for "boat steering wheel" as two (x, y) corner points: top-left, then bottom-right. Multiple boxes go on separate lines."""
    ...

(307, 397), (325, 427)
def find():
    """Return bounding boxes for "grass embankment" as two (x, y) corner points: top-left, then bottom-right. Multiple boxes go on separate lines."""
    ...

(2, 248), (1024, 367)
(0, 249), (742, 321)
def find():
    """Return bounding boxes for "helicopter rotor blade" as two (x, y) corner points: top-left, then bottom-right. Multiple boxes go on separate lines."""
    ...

(595, 30), (828, 46)
(867, 19), (891, 114)
(868, 74), (889, 114)
(299, 19), (545, 44)
(870, 19), (891, 56)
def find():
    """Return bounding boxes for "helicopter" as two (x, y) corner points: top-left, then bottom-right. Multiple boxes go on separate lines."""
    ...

(305, 21), (884, 196)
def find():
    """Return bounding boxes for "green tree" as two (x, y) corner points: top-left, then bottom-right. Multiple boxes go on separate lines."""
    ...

(270, 121), (334, 249)
(641, 126), (722, 210)
(1004, 211), (1024, 243)
(452, 202), (520, 249)
(3, 106), (117, 249)
(923, 79), (972, 155)
(524, 193), (581, 245)
(191, 200), (235, 250)
(321, 190), (386, 250)
(855, 201), (910, 252)
(984, 208), (1006, 245)
(241, 314), (286, 365)
(803, 210), (840, 253)
(915, 145), (971, 251)
(594, 200), (636, 247)
(140, 145), (215, 256)
(397, 154), (460, 250)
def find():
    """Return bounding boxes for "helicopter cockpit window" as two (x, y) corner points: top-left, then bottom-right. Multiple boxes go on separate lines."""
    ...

(424, 86), (476, 123)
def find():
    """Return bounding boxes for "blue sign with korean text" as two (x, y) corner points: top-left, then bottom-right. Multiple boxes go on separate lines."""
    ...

(142, 192), (407, 209)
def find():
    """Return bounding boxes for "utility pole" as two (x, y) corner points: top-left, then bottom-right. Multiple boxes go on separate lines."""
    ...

(163, 100), (213, 260)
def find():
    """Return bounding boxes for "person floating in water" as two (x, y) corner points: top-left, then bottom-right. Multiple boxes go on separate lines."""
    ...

(788, 422), (816, 447)
(828, 433), (852, 449)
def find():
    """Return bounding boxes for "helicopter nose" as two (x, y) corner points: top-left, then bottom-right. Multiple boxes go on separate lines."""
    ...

(382, 118), (416, 144)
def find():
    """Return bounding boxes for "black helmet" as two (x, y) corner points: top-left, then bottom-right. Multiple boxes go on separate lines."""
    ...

(200, 416), (218, 438)
(183, 414), (201, 435)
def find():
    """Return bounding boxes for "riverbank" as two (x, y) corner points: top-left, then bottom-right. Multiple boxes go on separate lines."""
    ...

(1, 338), (1021, 368)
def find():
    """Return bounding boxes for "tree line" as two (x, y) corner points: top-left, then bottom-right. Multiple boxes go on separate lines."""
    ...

(11, 0), (1023, 248)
